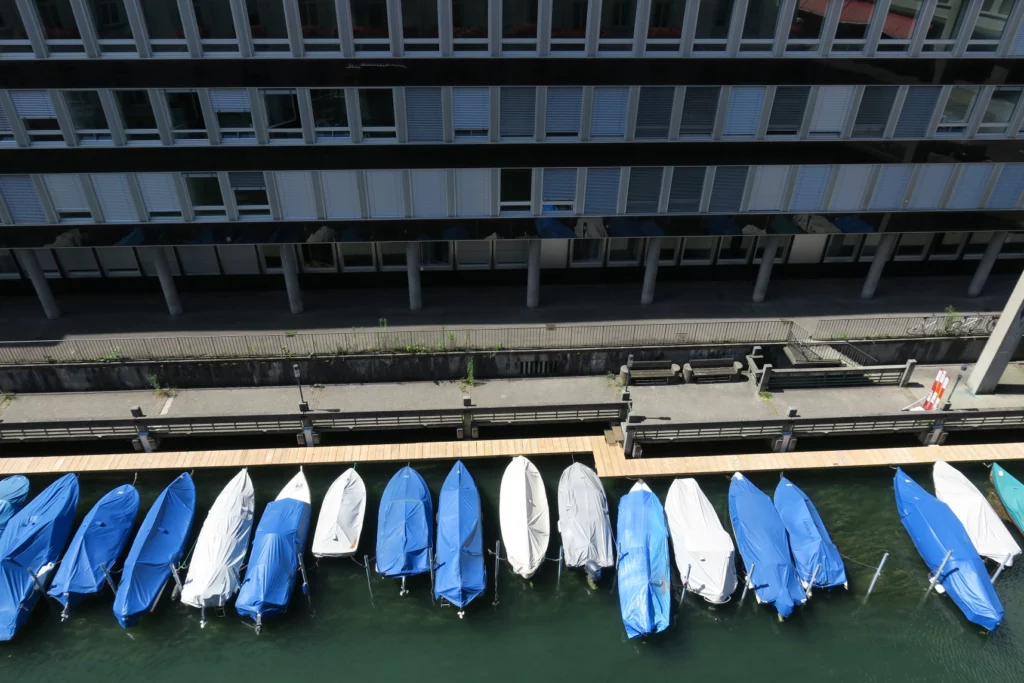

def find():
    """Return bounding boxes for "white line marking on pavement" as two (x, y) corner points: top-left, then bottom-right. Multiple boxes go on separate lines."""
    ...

(160, 396), (174, 415)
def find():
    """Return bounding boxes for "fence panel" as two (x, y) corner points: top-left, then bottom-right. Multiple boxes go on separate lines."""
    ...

(813, 314), (1000, 340)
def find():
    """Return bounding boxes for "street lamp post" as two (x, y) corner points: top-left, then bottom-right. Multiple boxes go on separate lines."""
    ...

(293, 363), (309, 413)
(943, 363), (969, 411)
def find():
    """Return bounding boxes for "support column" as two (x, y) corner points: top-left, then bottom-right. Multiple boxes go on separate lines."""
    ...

(147, 248), (183, 316)
(640, 237), (660, 305)
(406, 241), (422, 311)
(968, 231), (1008, 297)
(14, 250), (60, 320)
(966, 269), (1024, 394)
(280, 244), (304, 315)
(860, 233), (898, 300)
(752, 237), (780, 304)
(526, 239), (541, 309)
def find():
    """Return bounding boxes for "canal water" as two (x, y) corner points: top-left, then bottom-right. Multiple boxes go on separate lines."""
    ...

(3, 458), (1024, 683)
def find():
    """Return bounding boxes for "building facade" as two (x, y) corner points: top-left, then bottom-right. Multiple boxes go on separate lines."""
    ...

(2, 0), (1024, 317)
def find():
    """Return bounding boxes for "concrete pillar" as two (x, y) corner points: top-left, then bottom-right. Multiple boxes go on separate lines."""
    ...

(860, 233), (898, 300)
(14, 250), (60, 320)
(752, 237), (780, 304)
(526, 239), (541, 309)
(147, 247), (182, 316)
(967, 269), (1024, 394)
(968, 231), (1008, 297)
(406, 241), (422, 311)
(641, 237), (660, 305)
(280, 244), (304, 314)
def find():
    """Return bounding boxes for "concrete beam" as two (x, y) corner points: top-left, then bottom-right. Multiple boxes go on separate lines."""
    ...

(752, 237), (781, 303)
(406, 242), (422, 311)
(968, 231), (1008, 297)
(148, 247), (183, 316)
(967, 269), (1024, 394)
(526, 239), (541, 309)
(641, 238), (660, 305)
(860, 233), (898, 300)
(15, 250), (60, 320)
(280, 244), (304, 314)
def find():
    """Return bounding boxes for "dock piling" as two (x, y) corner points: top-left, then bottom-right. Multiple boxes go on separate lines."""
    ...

(678, 564), (691, 607)
(363, 554), (375, 607)
(805, 564), (820, 599)
(739, 563), (756, 607)
(557, 547), (564, 587)
(927, 550), (954, 596)
(863, 552), (889, 603)
(492, 540), (501, 607)
(990, 553), (1012, 585)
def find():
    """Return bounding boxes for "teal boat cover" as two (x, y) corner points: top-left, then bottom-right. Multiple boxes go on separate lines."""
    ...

(236, 498), (312, 623)
(0, 475), (30, 535)
(991, 463), (1024, 536)
(113, 473), (196, 627)
(434, 461), (486, 609)
(774, 477), (847, 589)
(616, 483), (670, 639)
(376, 466), (433, 578)
(0, 473), (79, 640)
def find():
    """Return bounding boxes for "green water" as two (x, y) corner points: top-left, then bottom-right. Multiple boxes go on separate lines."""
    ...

(3, 458), (1024, 683)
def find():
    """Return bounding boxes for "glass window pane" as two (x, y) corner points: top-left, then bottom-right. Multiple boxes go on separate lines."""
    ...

(786, 1), (823, 43)
(139, 0), (184, 39)
(167, 91), (205, 130)
(926, 0), (970, 41)
(65, 91), (108, 129)
(648, 1), (684, 39)
(116, 90), (157, 129)
(695, 0), (733, 40)
(350, 0), (389, 39)
(983, 87), (1022, 125)
(741, 0), (778, 39)
(453, 0), (487, 39)
(246, 0), (289, 40)
(878, 0), (921, 48)
(192, 0), (236, 39)
(503, 0), (538, 38)
(402, 0), (438, 38)
(941, 87), (980, 125)
(359, 89), (394, 127)
(298, 0), (338, 40)
(551, 0), (587, 39)
(833, 0), (875, 41)
(500, 168), (532, 204)
(972, 0), (1015, 41)
(600, 0), (636, 38)
(265, 91), (300, 129)
(0, 0), (28, 41)
(35, 0), (81, 38)
(311, 89), (348, 127)
(89, 0), (132, 39)
(186, 174), (223, 206)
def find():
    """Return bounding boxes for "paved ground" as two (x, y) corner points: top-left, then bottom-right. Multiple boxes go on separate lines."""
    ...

(0, 273), (1015, 341)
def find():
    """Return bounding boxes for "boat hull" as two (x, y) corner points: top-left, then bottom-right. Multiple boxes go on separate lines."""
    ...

(312, 468), (366, 558)
(616, 482), (671, 639)
(434, 461), (486, 609)
(499, 456), (550, 579)
(665, 478), (737, 604)
(773, 477), (847, 590)
(992, 463), (1024, 537)
(557, 463), (614, 569)
(933, 461), (1020, 566)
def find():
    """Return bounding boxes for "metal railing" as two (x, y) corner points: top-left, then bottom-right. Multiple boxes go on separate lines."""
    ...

(0, 321), (793, 364)
(812, 313), (1000, 341)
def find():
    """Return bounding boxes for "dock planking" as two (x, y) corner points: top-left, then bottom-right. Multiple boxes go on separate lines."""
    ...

(0, 438), (1022, 478)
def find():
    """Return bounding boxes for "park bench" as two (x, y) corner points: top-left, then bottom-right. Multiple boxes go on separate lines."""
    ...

(620, 359), (681, 385)
(683, 358), (744, 383)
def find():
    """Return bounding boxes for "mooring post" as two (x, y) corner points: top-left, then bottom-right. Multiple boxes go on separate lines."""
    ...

(298, 552), (312, 612)
(805, 564), (821, 599)
(100, 563), (118, 594)
(169, 563), (184, 599)
(678, 564), (691, 607)
(429, 547), (436, 605)
(927, 549), (954, 594)
(557, 546), (564, 586)
(991, 553), (1012, 585)
(492, 540), (501, 607)
(739, 563), (756, 607)
(863, 552), (888, 603)
(363, 554), (375, 607)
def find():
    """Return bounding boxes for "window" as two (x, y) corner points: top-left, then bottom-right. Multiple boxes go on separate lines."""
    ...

(894, 233), (930, 261)
(298, 244), (335, 271)
(823, 234), (861, 262)
(209, 89), (255, 143)
(377, 242), (407, 268)
(406, 87), (443, 142)
(321, 171), (361, 218)
(678, 87), (719, 138)
(229, 172), (270, 218)
(722, 87), (765, 138)
(455, 169), (492, 216)
(599, 0), (636, 51)
(300, 0), (340, 51)
(571, 239), (605, 266)
(455, 241), (491, 268)
(0, 249), (20, 278)
(453, 0), (487, 51)
(625, 167), (663, 214)
(246, 0), (290, 51)
(766, 87), (809, 137)
(681, 236), (715, 263)
(10, 91), (63, 145)
(590, 87), (629, 139)
(718, 236), (753, 263)
(832, 0), (876, 51)
(340, 242), (375, 269)
(869, 166), (912, 210)
(708, 167), (749, 213)
(453, 87), (489, 139)
(809, 87), (854, 139)
(893, 87), (942, 138)
(877, 0), (921, 53)
(740, 0), (778, 52)
(545, 87), (582, 139)
(44, 175), (94, 222)
(191, 0), (238, 52)
(114, 91), (159, 143)
(64, 91), (111, 144)
(402, 0), (439, 51)
(584, 168), (620, 214)
(929, 232), (966, 260)
(936, 87), (981, 137)
(310, 89), (350, 141)
(608, 238), (642, 264)
(789, 166), (831, 212)
(35, 0), (83, 52)
(139, 0), (187, 53)
(986, 164), (1024, 209)
(409, 169), (447, 217)
(358, 89), (396, 139)
(647, 0), (685, 50)
(852, 86), (898, 138)
(275, 171), (317, 218)
(260, 244), (284, 271)
(947, 165), (993, 209)
(91, 174), (139, 222)
(166, 91), (208, 142)
(502, 0), (538, 52)
(0, 100), (12, 144)
(494, 239), (530, 267)
(365, 170), (403, 216)
(828, 166), (873, 211)
(978, 87), (1021, 135)
(0, 0), (32, 55)
(968, 0), (1015, 52)
(420, 241), (451, 267)
(185, 173), (226, 217)
(137, 173), (182, 220)
(500, 169), (532, 213)
(542, 168), (577, 213)
(551, 0), (587, 51)
(962, 232), (994, 259)
(668, 167), (706, 212)
(923, 0), (970, 53)
(500, 88), (536, 139)
(88, 0), (134, 53)
(56, 249), (100, 277)
(263, 90), (302, 141)
(785, 0), (824, 52)
(350, 0), (389, 51)
(694, 0), (733, 51)
(747, 166), (789, 212)
(0, 175), (48, 224)
(635, 87), (674, 140)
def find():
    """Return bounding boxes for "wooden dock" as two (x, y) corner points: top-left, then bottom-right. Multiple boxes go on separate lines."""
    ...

(1, 437), (1023, 478)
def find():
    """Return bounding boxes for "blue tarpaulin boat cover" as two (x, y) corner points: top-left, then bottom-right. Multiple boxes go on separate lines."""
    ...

(728, 473), (805, 618)
(236, 500), (312, 623)
(48, 484), (140, 608)
(434, 461), (486, 609)
(377, 467), (433, 578)
(0, 476), (30, 535)
(0, 473), (79, 640)
(616, 482), (670, 639)
(113, 473), (196, 627)
(774, 477), (847, 589)
(535, 218), (575, 238)
(894, 468), (1003, 631)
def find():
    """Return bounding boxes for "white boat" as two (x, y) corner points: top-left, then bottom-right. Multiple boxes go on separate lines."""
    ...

(179, 469), (255, 624)
(312, 468), (366, 558)
(499, 456), (550, 578)
(665, 478), (738, 604)
(557, 463), (613, 569)
(277, 469), (311, 505)
(933, 461), (1021, 566)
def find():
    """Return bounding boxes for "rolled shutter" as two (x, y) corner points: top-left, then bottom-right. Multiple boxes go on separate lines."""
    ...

(987, 164), (1024, 209)
(228, 172), (265, 189)
(810, 86), (854, 138)
(0, 175), (47, 224)
(852, 86), (898, 138)
(947, 165), (993, 210)
(766, 87), (810, 136)
(455, 169), (491, 216)
(723, 87), (765, 136)
(590, 87), (629, 138)
(275, 171), (318, 219)
(1012, 19), (1024, 56)
(500, 87), (536, 138)
(43, 175), (90, 211)
(828, 166), (873, 211)
(584, 168), (621, 214)
(10, 91), (56, 118)
(679, 87), (719, 137)
(747, 166), (790, 211)
(635, 87), (674, 139)
(209, 89), (251, 112)
(136, 173), (181, 213)
(545, 87), (583, 136)
(410, 169), (447, 218)
(90, 174), (139, 222)
(893, 86), (941, 138)
(321, 171), (361, 218)
(668, 167), (706, 212)
(788, 166), (831, 211)
(405, 87), (443, 142)
(364, 170), (403, 218)
(625, 167), (663, 214)
(542, 168), (578, 202)
(453, 87), (489, 133)
(907, 164), (954, 209)
(0, 101), (10, 131)
(708, 167), (749, 212)
(869, 166), (913, 209)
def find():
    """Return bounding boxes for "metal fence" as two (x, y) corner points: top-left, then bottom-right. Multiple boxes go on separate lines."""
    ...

(0, 320), (793, 364)
(812, 313), (1000, 341)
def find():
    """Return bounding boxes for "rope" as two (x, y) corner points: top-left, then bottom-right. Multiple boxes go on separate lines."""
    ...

(840, 551), (885, 569)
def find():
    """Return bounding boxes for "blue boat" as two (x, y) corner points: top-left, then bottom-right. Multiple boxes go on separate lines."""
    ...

(774, 477), (848, 590)
(0, 473), (79, 641)
(236, 470), (312, 630)
(728, 473), (806, 619)
(616, 481), (670, 639)
(48, 484), (140, 614)
(376, 466), (433, 582)
(0, 475), (30, 535)
(894, 468), (1003, 631)
(434, 461), (486, 613)
(113, 473), (196, 628)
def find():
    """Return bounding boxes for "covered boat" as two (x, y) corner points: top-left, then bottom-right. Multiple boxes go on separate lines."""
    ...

(616, 481), (670, 639)
(992, 463), (1024, 536)
(0, 475), (30, 535)
(556, 463), (613, 571)
(180, 469), (255, 625)
(236, 470), (312, 629)
(48, 484), (140, 614)
(0, 473), (79, 641)
(376, 466), (433, 581)
(728, 473), (805, 619)
(773, 477), (847, 590)
(113, 472), (196, 628)
(499, 456), (550, 578)
(894, 468), (1003, 631)
(434, 461), (486, 613)
(312, 468), (366, 558)
(934, 461), (1020, 566)
(665, 478), (737, 604)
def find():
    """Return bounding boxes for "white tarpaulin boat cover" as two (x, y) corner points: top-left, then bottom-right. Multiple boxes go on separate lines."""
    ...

(933, 461), (1021, 566)
(500, 456), (550, 578)
(557, 463), (613, 568)
(180, 469), (255, 608)
(666, 478), (738, 604)
(312, 468), (366, 558)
